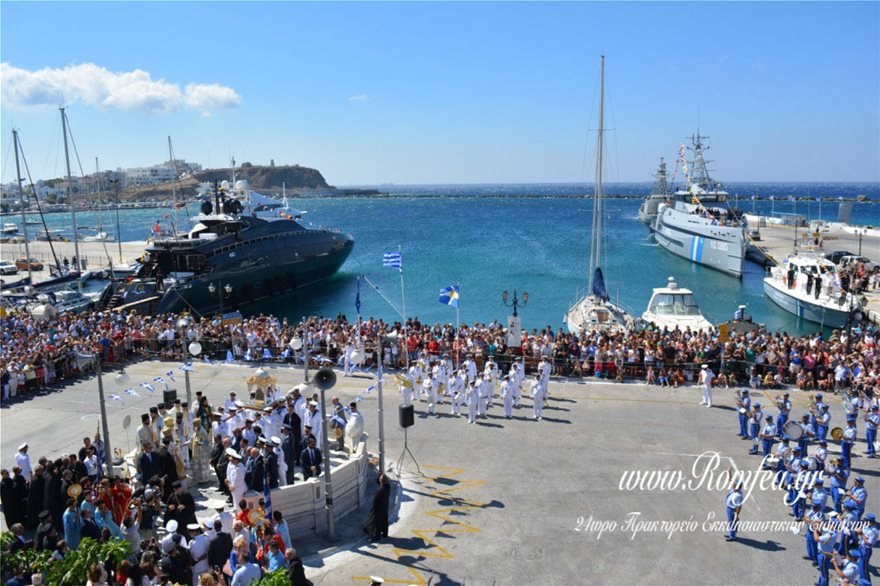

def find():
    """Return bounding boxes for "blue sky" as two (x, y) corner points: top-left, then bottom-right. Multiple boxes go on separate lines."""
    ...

(1, 1), (878, 185)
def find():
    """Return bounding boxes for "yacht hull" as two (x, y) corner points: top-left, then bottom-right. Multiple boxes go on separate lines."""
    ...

(763, 278), (853, 328)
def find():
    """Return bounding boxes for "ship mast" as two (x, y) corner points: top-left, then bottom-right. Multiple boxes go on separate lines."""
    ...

(61, 107), (83, 294)
(653, 158), (668, 196)
(12, 130), (34, 284)
(588, 55), (605, 292)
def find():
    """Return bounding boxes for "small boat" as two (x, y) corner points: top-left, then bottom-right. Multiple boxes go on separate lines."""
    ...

(640, 276), (714, 332)
(566, 56), (634, 335)
(763, 253), (864, 328)
(77, 227), (115, 242)
(36, 228), (68, 242)
(1, 223), (19, 235)
(637, 158), (670, 224)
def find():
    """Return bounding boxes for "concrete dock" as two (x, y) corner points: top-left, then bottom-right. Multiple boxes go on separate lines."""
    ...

(747, 219), (880, 324)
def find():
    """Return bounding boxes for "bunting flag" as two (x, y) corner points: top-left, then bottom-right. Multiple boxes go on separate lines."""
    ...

(108, 394), (125, 405)
(244, 350), (253, 361)
(123, 388), (141, 398)
(140, 382), (156, 393)
(355, 277), (362, 315)
(364, 385), (377, 394)
(330, 413), (346, 428)
(203, 355), (212, 364)
(180, 363), (194, 372)
(226, 351), (234, 363)
(263, 349), (272, 359)
(165, 371), (176, 382)
(383, 251), (402, 271)
(152, 377), (165, 385)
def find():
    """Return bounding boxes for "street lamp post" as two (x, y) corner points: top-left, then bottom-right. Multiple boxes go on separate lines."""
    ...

(501, 289), (529, 317)
(94, 351), (114, 479)
(375, 332), (391, 474)
(858, 229), (867, 256)
(302, 317), (310, 384)
(175, 317), (201, 407)
(208, 282), (233, 355)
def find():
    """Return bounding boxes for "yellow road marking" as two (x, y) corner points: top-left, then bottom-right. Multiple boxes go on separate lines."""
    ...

(351, 464), (486, 584)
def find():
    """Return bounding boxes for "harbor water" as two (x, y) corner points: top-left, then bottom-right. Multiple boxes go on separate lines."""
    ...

(6, 183), (878, 335)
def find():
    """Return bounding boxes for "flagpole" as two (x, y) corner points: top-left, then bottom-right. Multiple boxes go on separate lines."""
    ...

(455, 286), (460, 369)
(399, 245), (409, 369)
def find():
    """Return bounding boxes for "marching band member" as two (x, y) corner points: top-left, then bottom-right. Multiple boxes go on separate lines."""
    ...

(736, 389), (751, 438)
(864, 404), (879, 459)
(776, 392), (792, 434)
(530, 374), (546, 421)
(449, 370), (464, 416)
(748, 403), (764, 455)
(841, 415), (857, 470)
(423, 372), (438, 416)
(466, 382), (479, 424)
(500, 375), (514, 419)
(759, 415), (776, 458)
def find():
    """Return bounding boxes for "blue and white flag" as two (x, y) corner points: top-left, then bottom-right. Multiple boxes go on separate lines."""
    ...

(152, 376), (165, 385)
(364, 385), (377, 394)
(262, 465), (273, 518)
(165, 370), (176, 382)
(439, 285), (460, 308)
(355, 277), (362, 315)
(140, 382), (156, 393)
(108, 394), (125, 405)
(383, 251), (402, 271)
(124, 388), (141, 398)
(203, 355), (212, 364)
(180, 363), (194, 372)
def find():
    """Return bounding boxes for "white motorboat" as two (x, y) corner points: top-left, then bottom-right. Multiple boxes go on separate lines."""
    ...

(641, 276), (714, 332)
(1, 223), (19, 235)
(763, 253), (864, 328)
(565, 55), (634, 335)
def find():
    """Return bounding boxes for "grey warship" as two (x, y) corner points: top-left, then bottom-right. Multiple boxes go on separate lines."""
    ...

(100, 186), (354, 315)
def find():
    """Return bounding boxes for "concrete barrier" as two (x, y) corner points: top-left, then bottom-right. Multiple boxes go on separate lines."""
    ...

(244, 437), (371, 536)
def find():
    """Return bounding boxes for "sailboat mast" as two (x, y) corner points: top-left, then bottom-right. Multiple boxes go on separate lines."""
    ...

(61, 107), (83, 293)
(595, 55), (605, 272)
(168, 136), (179, 236)
(12, 130), (33, 284)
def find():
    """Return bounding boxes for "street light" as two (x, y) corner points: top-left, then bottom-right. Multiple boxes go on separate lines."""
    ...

(93, 349), (114, 479)
(207, 282), (233, 317)
(176, 316), (201, 406)
(501, 289), (529, 317)
(858, 228), (867, 256)
(373, 331), (393, 474)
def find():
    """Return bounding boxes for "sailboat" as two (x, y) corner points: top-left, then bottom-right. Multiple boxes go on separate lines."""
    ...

(565, 56), (634, 335)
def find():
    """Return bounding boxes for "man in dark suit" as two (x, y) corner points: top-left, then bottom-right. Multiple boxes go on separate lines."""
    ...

(156, 438), (179, 501)
(300, 437), (322, 481)
(280, 426), (296, 485)
(284, 408), (302, 466)
(79, 509), (101, 541)
(138, 443), (160, 484)
(265, 442), (279, 489)
(207, 519), (233, 570)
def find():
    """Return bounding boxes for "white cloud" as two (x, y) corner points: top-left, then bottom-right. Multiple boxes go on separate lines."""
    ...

(348, 94), (369, 102)
(0, 62), (242, 113)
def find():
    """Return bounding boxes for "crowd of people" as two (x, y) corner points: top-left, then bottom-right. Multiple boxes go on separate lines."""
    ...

(2, 302), (878, 584)
(726, 384), (878, 585)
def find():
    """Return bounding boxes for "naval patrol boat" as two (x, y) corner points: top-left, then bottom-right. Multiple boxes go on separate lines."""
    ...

(650, 132), (747, 278)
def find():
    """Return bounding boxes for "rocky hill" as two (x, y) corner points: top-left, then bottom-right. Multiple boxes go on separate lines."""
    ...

(195, 163), (331, 190)
(122, 163), (331, 201)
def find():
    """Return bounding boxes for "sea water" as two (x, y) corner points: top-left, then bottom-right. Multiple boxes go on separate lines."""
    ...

(12, 183), (880, 335)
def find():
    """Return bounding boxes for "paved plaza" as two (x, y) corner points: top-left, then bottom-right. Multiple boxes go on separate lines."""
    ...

(2, 359), (877, 585)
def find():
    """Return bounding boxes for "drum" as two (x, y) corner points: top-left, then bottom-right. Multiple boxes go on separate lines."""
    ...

(782, 420), (804, 440)
(830, 427), (844, 441)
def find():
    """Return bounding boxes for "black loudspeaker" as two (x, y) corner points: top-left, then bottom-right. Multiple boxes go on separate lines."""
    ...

(399, 404), (414, 428)
(163, 389), (177, 405)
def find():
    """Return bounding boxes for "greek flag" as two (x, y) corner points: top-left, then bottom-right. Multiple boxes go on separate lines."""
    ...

(165, 370), (176, 382)
(383, 251), (402, 271)
(180, 363), (194, 372)
(108, 394), (125, 405)
(140, 382), (156, 393)
(438, 285), (460, 308)
(355, 277), (362, 315)
(152, 377), (165, 385)
(123, 388), (141, 398)
(262, 464), (272, 518)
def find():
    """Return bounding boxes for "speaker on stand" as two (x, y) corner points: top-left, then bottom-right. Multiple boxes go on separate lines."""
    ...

(396, 405), (421, 476)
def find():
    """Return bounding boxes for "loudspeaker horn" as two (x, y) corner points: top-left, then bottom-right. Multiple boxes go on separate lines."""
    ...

(314, 368), (337, 391)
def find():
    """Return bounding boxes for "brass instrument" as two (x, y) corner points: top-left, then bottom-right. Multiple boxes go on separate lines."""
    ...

(394, 374), (413, 389)
(774, 394), (785, 410)
(830, 427), (844, 441)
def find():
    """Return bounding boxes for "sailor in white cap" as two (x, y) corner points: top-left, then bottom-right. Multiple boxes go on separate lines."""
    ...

(303, 401), (322, 443)
(537, 356), (552, 398)
(423, 371), (438, 415)
(14, 443), (32, 482)
(448, 369), (464, 416)
(510, 360), (523, 408)
(225, 448), (247, 506)
(530, 374), (546, 421)
(161, 519), (186, 552)
(188, 522), (211, 581)
(698, 363), (715, 408)
(500, 374), (514, 419)
(211, 500), (234, 535)
(270, 436), (287, 487)
(466, 381), (479, 424)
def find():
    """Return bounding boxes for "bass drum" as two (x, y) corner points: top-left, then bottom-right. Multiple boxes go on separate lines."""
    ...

(782, 420), (803, 440)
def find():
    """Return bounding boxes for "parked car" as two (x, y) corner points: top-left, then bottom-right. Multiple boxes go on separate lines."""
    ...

(0, 261), (18, 275)
(839, 255), (878, 272)
(826, 250), (856, 265)
(748, 228), (761, 241)
(14, 257), (44, 271)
